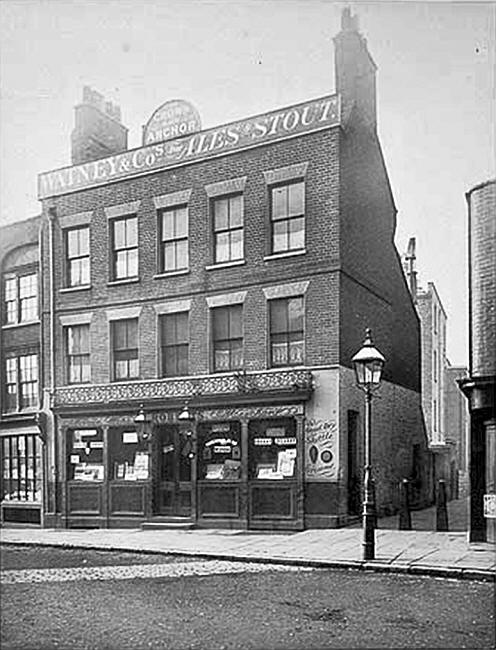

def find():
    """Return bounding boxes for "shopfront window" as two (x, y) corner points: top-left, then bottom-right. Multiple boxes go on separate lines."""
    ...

(1, 434), (42, 502)
(198, 422), (241, 480)
(109, 428), (150, 481)
(67, 429), (104, 481)
(249, 419), (297, 480)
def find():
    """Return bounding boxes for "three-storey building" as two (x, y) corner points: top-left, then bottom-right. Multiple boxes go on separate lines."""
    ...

(31, 10), (429, 530)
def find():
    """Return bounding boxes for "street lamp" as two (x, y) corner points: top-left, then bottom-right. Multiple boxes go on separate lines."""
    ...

(352, 328), (386, 561)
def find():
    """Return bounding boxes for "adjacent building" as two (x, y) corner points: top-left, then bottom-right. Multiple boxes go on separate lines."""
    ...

(403, 238), (468, 502)
(2, 10), (430, 530)
(0, 216), (44, 525)
(459, 179), (496, 543)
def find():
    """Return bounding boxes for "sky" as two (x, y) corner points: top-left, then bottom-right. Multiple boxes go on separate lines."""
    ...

(0, 0), (494, 366)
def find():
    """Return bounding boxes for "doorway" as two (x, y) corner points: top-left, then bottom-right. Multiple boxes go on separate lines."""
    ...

(155, 425), (192, 516)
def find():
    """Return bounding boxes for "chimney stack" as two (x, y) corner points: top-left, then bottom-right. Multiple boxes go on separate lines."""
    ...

(333, 8), (377, 130)
(71, 86), (128, 165)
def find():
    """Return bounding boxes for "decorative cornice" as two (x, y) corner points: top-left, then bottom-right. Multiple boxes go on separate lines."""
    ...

(206, 291), (247, 308)
(263, 281), (310, 300)
(154, 299), (192, 315)
(58, 211), (93, 229)
(205, 176), (247, 198)
(153, 189), (192, 210)
(104, 201), (141, 219)
(106, 306), (143, 321)
(54, 369), (314, 408)
(263, 162), (309, 185)
(59, 312), (93, 326)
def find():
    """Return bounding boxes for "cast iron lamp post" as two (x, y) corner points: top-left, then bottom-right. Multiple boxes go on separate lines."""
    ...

(352, 328), (386, 561)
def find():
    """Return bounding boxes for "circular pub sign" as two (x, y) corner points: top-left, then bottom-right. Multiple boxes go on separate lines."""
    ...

(143, 99), (201, 145)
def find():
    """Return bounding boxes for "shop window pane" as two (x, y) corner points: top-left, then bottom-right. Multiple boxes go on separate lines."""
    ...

(231, 229), (243, 260)
(288, 216), (305, 250)
(215, 232), (230, 263)
(198, 422), (241, 480)
(288, 182), (304, 216)
(68, 429), (104, 481)
(174, 207), (188, 238)
(272, 220), (288, 252)
(230, 196), (243, 228)
(161, 210), (175, 239)
(272, 186), (287, 219)
(176, 240), (188, 269)
(213, 198), (229, 231)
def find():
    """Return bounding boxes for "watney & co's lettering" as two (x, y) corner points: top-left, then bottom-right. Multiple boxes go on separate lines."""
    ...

(38, 94), (340, 199)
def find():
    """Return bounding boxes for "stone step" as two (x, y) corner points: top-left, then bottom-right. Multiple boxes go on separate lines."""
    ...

(141, 518), (196, 531)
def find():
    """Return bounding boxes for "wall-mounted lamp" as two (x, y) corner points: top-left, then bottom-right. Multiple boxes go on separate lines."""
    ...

(134, 404), (153, 443)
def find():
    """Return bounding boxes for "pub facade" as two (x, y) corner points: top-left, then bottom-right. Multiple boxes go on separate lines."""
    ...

(22, 9), (430, 530)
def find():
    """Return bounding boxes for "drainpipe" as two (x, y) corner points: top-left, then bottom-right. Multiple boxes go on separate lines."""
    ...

(47, 206), (58, 516)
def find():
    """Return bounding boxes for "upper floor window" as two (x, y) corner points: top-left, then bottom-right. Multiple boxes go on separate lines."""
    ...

(111, 319), (138, 381)
(159, 206), (188, 273)
(66, 324), (90, 384)
(111, 216), (138, 280)
(270, 181), (305, 254)
(212, 304), (243, 372)
(160, 312), (189, 377)
(3, 353), (38, 413)
(269, 296), (304, 367)
(212, 195), (243, 263)
(3, 272), (38, 325)
(65, 226), (90, 287)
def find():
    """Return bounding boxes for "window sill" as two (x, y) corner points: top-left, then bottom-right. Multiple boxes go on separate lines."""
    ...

(2, 320), (40, 330)
(205, 259), (246, 271)
(59, 285), (92, 294)
(107, 277), (140, 287)
(1, 408), (39, 417)
(153, 269), (190, 279)
(264, 249), (306, 261)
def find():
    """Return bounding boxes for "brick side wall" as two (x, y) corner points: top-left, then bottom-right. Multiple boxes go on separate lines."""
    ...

(340, 365), (431, 513)
(339, 116), (420, 393)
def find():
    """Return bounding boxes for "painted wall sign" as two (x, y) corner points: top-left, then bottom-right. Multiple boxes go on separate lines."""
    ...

(38, 94), (340, 199)
(143, 99), (201, 145)
(305, 418), (337, 480)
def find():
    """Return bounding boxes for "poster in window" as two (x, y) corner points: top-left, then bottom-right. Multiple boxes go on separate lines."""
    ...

(134, 452), (150, 480)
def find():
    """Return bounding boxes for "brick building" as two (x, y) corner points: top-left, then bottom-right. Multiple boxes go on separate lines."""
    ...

(0, 216), (44, 525)
(402, 238), (467, 502)
(3, 10), (430, 529)
(459, 179), (496, 543)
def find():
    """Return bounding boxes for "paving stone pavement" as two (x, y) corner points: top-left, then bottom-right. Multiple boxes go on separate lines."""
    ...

(1, 524), (494, 581)
(1, 559), (313, 585)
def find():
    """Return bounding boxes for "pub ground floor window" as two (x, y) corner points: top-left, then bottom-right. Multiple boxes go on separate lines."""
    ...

(198, 421), (241, 480)
(249, 418), (297, 480)
(67, 428), (104, 481)
(109, 428), (150, 481)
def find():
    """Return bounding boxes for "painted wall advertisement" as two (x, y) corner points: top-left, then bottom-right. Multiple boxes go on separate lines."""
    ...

(305, 418), (337, 480)
(38, 94), (340, 199)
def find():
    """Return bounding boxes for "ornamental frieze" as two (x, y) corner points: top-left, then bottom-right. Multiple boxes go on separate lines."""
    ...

(54, 369), (313, 407)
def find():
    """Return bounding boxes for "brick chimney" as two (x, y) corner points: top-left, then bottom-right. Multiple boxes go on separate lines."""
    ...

(333, 7), (377, 130)
(71, 86), (128, 165)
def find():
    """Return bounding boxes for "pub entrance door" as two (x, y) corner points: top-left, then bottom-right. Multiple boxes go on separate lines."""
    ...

(155, 425), (192, 517)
